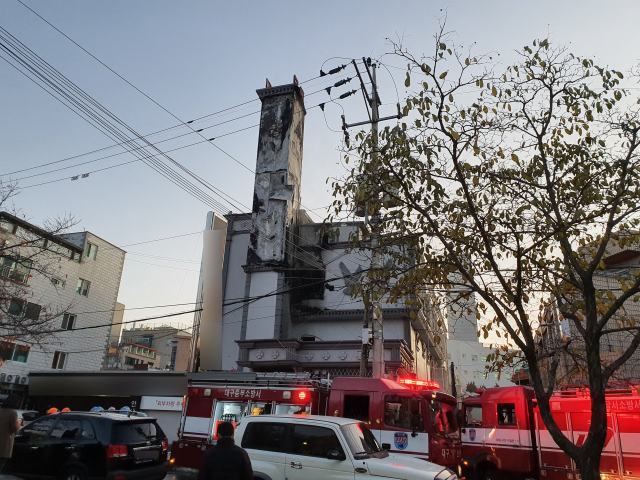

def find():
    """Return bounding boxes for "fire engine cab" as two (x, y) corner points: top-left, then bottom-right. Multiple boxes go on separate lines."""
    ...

(171, 372), (461, 470)
(459, 385), (640, 480)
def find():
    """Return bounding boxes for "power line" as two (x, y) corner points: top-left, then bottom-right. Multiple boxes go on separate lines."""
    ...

(6, 84), (334, 186)
(1, 72), (352, 180)
(13, 309), (201, 338)
(0, 27), (243, 215)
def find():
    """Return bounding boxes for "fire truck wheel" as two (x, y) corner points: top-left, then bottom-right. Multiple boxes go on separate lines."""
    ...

(480, 466), (501, 480)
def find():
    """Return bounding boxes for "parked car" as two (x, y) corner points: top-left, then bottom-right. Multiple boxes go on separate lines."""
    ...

(4, 411), (168, 480)
(235, 414), (458, 480)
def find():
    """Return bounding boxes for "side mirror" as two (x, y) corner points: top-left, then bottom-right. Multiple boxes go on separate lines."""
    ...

(461, 428), (466, 434)
(22, 412), (38, 422)
(327, 450), (346, 461)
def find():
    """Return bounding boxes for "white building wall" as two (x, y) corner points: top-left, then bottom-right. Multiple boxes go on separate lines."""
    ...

(0, 229), (125, 381)
(448, 339), (516, 394)
(221, 228), (249, 371)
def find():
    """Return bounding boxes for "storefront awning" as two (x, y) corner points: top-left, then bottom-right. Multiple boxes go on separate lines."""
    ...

(29, 371), (188, 397)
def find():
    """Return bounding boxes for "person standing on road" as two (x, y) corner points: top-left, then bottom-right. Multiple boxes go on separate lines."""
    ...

(198, 422), (253, 480)
(0, 395), (21, 473)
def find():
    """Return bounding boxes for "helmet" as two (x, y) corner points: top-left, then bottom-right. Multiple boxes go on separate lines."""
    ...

(120, 406), (131, 412)
(108, 407), (116, 411)
(90, 406), (104, 412)
(46, 408), (59, 415)
(61, 408), (70, 413)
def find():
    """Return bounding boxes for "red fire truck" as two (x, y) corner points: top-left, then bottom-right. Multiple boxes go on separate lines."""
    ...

(459, 385), (640, 480)
(170, 372), (461, 470)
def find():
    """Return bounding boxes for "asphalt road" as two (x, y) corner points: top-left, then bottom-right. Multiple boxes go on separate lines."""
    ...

(0, 470), (197, 480)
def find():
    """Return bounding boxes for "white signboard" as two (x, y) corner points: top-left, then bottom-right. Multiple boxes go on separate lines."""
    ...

(140, 396), (184, 411)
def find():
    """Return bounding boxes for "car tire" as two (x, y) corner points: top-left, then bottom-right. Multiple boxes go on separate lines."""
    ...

(59, 466), (88, 480)
(482, 467), (501, 480)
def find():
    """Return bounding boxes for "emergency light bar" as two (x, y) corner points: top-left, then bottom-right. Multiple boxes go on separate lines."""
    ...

(398, 378), (440, 390)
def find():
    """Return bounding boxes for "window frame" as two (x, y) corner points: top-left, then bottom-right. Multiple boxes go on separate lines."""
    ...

(76, 278), (90, 297)
(240, 421), (289, 453)
(24, 302), (41, 321)
(497, 403), (517, 427)
(383, 395), (423, 431)
(343, 394), (371, 422)
(84, 242), (98, 260)
(61, 313), (76, 330)
(51, 351), (67, 370)
(290, 423), (346, 459)
(50, 418), (82, 440)
(464, 404), (484, 427)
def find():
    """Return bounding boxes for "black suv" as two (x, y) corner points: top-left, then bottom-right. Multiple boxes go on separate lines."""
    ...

(5, 412), (168, 480)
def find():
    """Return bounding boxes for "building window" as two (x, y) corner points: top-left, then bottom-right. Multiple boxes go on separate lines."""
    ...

(473, 371), (478, 378)
(0, 341), (30, 363)
(76, 279), (90, 297)
(61, 314), (76, 330)
(6, 299), (40, 321)
(24, 302), (41, 321)
(7, 299), (24, 316)
(472, 355), (478, 362)
(124, 357), (135, 366)
(50, 277), (66, 288)
(481, 355), (487, 362)
(51, 351), (67, 369)
(494, 373), (499, 380)
(84, 242), (98, 260)
(0, 256), (32, 284)
(169, 346), (178, 371)
(0, 219), (16, 233)
(447, 353), (451, 360)
(462, 354), (466, 359)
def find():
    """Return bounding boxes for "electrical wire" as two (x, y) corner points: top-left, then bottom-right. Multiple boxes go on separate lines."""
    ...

(0, 27), (243, 215)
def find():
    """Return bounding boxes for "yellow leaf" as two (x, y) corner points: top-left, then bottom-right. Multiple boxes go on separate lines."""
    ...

(511, 153), (519, 162)
(439, 71), (448, 79)
(451, 131), (460, 140)
(492, 86), (497, 96)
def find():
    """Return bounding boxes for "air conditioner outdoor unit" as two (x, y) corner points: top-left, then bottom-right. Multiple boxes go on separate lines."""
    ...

(0, 373), (5, 383)
(19, 376), (28, 385)
(13, 375), (22, 384)
(5, 375), (13, 383)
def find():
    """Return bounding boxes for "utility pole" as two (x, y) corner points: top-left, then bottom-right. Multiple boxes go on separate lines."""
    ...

(343, 58), (402, 380)
(360, 307), (370, 377)
(369, 61), (385, 379)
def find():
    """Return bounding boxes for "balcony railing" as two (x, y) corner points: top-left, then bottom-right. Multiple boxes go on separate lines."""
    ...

(0, 265), (29, 284)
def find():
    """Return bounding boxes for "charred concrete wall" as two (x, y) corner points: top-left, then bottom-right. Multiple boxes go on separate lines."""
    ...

(248, 83), (306, 266)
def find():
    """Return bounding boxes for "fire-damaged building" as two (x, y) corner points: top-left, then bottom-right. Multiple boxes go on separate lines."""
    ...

(190, 78), (449, 387)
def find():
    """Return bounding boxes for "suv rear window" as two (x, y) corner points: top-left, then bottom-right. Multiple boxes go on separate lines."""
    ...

(111, 421), (163, 444)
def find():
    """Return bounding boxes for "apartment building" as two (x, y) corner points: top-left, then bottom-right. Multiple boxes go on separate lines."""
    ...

(119, 324), (191, 371)
(0, 212), (125, 401)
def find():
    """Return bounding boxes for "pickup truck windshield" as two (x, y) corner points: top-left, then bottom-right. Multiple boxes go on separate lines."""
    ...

(341, 422), (382, 455)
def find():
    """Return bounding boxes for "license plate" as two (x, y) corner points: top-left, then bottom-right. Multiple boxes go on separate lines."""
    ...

(133, 447), (160, 463)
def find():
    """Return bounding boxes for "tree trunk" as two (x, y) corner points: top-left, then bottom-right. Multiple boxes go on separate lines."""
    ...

(575, 451), (603, 480)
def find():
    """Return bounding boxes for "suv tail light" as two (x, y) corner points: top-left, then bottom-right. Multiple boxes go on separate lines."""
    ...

(107, 444), (128, 459)
(162, 439), (168, 453)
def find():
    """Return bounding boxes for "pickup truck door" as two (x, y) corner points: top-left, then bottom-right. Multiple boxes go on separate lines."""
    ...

(285, 424), (355, 480)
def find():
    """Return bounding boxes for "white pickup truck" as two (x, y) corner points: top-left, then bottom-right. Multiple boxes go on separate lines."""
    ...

(235, 414), (458, 480)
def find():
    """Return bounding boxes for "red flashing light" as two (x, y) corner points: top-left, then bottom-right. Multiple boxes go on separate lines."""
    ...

(398, 378), (440, 390)
(298, 391), (307, 400)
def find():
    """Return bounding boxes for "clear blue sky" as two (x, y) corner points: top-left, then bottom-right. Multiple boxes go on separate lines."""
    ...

(2, 0), (639, 329)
